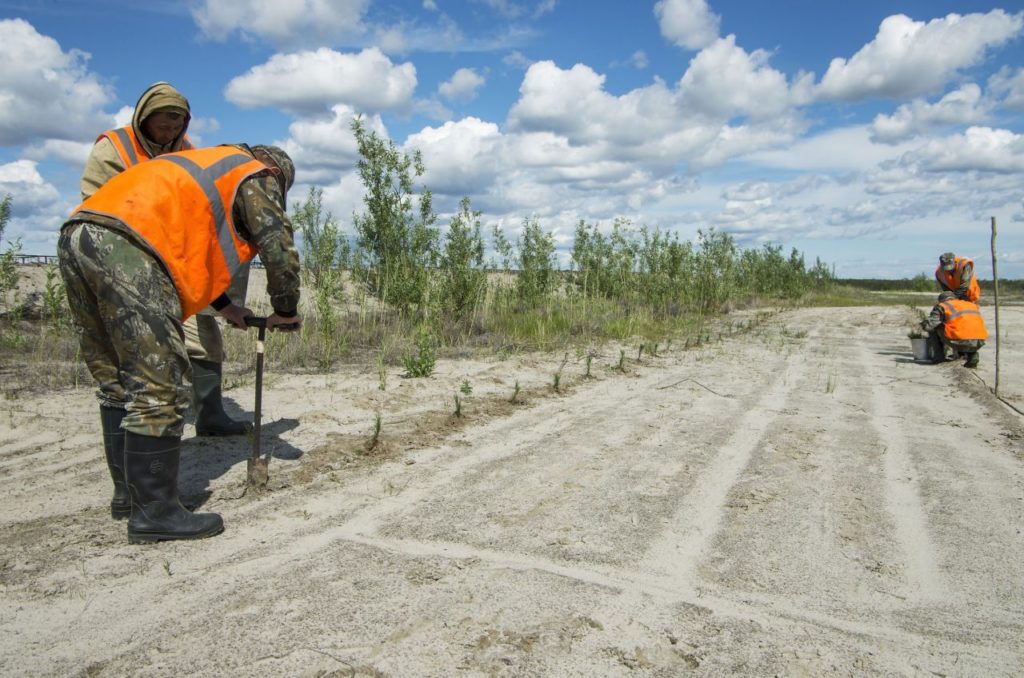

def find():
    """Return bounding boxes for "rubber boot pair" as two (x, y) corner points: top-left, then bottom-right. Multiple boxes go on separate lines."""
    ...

(124, 431), (223, 544)
(192, 358), (248, 436)
(100, 405), (130, 519)
(964, 352), (980, 369)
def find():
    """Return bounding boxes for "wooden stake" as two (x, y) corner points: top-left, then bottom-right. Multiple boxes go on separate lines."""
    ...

(990, 216), (1000, 397)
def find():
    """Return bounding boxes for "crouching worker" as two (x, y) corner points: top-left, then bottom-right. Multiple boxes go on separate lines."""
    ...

(58, 144), (302, 544)
(922, 291), (987, 368)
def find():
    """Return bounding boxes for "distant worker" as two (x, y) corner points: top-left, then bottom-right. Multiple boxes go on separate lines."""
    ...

(81, 82), (251, 439)
(59, 144), (301, 543)
(935, 251), (980, 302)
(922, 291), (987, 368)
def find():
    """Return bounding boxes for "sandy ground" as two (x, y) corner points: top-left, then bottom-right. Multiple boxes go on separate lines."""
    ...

(1, 281), (1023, 676)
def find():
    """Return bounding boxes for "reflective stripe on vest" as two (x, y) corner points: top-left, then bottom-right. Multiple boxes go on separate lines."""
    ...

(70, 147), (265, 319)
(939, 300), (988, 341)
(99, 126), (195, 168)
(152, 153), (252, 274)
(108, 128), (141, 166)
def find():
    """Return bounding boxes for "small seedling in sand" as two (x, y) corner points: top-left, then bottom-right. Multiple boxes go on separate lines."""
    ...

(510, 380), (521, 404)
(367, 411), (383, 450)
(459, 379), (473, 395)
(584, 354), (593, 379)
(453, 393), (463, 417)
(617, 350), (626, 372)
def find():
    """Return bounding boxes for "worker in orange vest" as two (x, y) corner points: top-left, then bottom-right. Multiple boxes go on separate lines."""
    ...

(922, 291), (987, 368)
(82, 82), (250, 438)
(935, 252), (980, 302)
(59, 144), (301, 544)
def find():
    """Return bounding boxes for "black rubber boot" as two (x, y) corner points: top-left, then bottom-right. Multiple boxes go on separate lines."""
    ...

(192, 358), (248, 436)
(964, 352), (979, 368)
(100, 406), (130, 519)
(124, 432), (224, 544)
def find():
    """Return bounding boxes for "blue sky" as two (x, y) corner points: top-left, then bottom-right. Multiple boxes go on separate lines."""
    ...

(0, 0), (1022, 279)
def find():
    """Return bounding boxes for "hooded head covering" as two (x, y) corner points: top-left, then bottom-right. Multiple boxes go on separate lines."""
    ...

(250, 145), (295, 194)
(132, 82), (191, 157)
(939, 252), (956, 271)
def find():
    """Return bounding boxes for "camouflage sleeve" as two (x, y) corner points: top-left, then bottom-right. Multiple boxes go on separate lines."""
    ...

(956, 262), (973, 297)
(234, 173), (301, 316)
(924, 304), (944, 332)
(80, 138), (126, 200)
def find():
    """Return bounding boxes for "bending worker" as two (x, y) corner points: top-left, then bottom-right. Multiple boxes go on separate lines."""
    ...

(81, 81), (250, 437)
(59, 144), (302, 544)
(935, 251), (980, 302)
(922, 291), (987, 368)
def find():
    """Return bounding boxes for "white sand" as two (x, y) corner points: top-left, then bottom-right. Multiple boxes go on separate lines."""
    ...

(1, 281), (1022, 676)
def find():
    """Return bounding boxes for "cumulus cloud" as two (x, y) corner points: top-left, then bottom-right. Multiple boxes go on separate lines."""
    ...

(224, 47), (417, 116)
(406, 117), (504, 195)
(508, 62), (684, 150)
(989, 66), (1024, 111)
(678, 35), (799, 120)
(438, 68), (486, 102)
(897, 126), (1024, 173)
(655, 0), (720, 50)
(0, 19), (113, 146)
(0, 160), (69, 247)
(870, 84), (992, 143)
(192, 0), (369, 48)
(817, 10), (1024, 101)
(278, 104), (388, 182)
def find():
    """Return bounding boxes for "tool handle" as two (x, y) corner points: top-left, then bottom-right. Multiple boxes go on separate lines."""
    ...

(244, 316), (268, 329)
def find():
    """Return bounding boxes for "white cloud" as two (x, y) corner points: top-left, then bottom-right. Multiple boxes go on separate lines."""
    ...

(22, 140), (93, 167)
(0, 19), (113, 145)
(406, 117), (504, 195)
(989, 66), (1024, 111)
(870, 84), (991, 143)
(0, 160), (68, 247)
(898, 126), (1024, 173)
(817, 11), (1024, 101)
(438, 68), (486, 102)
(280, 105), (386, 177)
(423, 0), (438, 10)
(631, 50), (649, 70)
(747, 126), (914, 172)
(224, 47), (417, 116)
(113, 106), (133, 128)
(192, 0), (369, 48)
(678, 35), (796, 120)
(654, 0), (720, 50)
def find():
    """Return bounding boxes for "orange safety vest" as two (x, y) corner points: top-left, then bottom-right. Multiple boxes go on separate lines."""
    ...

(71, 147), (265, 320)
(935, 256), (980, 302)
(96, 126), (194, 168)
(939, 299), (988, 341)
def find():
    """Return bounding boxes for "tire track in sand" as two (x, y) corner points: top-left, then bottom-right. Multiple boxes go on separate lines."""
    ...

(858, 338), (948, 602)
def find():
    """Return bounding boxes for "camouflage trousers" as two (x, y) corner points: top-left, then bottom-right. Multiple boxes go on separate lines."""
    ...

(184, 314), (224, 363)
(58, 222), (191, 438)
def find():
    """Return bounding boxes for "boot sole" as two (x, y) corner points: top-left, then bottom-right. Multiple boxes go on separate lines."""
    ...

(128, 524), (225, 545)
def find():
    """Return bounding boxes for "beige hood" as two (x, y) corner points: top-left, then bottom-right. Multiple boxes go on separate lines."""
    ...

(131, 81), (191, 157)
